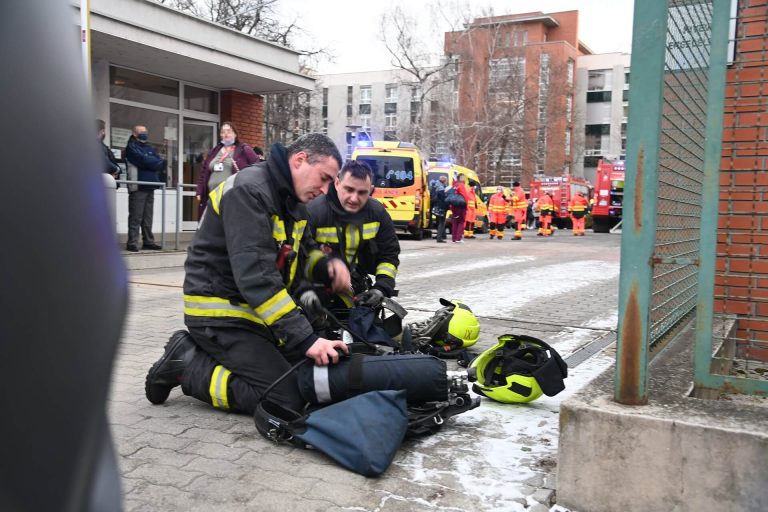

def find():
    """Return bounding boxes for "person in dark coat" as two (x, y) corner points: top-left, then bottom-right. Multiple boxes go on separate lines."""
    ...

(97, 119), (120, 180)
(124, 125), (166, 251)
(196, 122), (260, 217)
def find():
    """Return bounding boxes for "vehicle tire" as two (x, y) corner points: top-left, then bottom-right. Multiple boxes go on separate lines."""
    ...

(411, 228), (424, 240)
(592, 217), (610, 233)
(478, 217), (489, 234)
(423, 229), (433, 239)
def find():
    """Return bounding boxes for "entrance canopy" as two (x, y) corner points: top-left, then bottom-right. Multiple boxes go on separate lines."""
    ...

(79, 0), (314, 94)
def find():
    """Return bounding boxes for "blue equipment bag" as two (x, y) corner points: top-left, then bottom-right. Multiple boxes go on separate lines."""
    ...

(255, 387), (408, 477)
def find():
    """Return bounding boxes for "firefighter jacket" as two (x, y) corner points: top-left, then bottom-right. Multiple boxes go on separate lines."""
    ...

(511, 186), (527, 211)
(183, 144), (332, 353)
(307, 184), (400, 298)
(568, 194), (590, 218)
(488, 192), (509, 225)
(537, 195), (555, 216)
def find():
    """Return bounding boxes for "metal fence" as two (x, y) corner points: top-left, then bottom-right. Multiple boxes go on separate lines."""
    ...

(615, 0), (733, 404)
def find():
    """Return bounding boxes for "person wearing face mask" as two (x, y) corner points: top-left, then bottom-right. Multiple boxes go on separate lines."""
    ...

(304, 159), (400, 318)
(196, 122), (260, 218)
(124, 125), (167, 252)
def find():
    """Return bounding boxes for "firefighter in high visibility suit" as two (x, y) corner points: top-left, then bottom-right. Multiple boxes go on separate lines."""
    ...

(144, 134), (352, 414)
(568, 191), (590, 236)
(305, 159), (400, 318)
(537, 193), (555, 236)
(464, 183), (478, 239)
(510, 181), (527, 240)
(488, 186), (509, 239)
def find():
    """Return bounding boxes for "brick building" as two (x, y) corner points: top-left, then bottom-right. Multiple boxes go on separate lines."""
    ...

(717, 0), (768, 355)
(445, 11), (591, 186)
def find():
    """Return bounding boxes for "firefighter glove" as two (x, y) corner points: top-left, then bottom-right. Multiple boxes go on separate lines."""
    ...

(356, 288), (384, 307)
(299, 290), (323, 317)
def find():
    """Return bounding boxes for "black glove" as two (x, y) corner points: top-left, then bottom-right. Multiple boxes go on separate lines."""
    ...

(355, 288), (384, 307)
(299, 290), (322, 316)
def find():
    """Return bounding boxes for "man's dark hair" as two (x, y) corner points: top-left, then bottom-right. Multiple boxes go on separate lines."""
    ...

(287, 133), (342, 168)
(339, 159), (373, 181)
(253, 146), (264, 156)
(512, 181), (520, 187)
(96, 119), (105, 132)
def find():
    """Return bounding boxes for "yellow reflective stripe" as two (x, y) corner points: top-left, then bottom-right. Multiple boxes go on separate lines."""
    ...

(209, 365), (231, 409)
(345, 225), (359, 264)
(362, 222), (380, 240)
(209, 175), (236, 215)
(272, 215), (286, 242)
(183, 295), (265, 325)
(338, 292), (354, 307)
(287, 221), (307, 287)
(254, 289), (296, 325)
(376, 262), (397, 278)
(305, 249), (325, 280)
(315, 227), (339, 243)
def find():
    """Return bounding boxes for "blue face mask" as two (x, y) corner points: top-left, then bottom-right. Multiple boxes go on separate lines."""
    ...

(137, 133), (148, 142)
(221, 138), (235, 146)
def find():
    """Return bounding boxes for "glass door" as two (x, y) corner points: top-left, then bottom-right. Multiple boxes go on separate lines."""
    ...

(182, 120), (218, 230)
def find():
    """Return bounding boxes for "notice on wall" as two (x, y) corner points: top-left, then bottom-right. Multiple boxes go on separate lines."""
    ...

(111, 127), (132, 149)
(164, 126), (178, 141)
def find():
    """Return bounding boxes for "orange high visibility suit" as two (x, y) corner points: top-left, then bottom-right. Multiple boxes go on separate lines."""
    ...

(464, 186), (477, 238)
(537, 194), (555, 236)
(488, 191), (509, 239)
(568, 193), (590, 236)
(510, 185), (527, 240)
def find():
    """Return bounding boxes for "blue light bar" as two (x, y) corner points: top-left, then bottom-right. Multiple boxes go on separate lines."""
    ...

(356, 141), (373, 148)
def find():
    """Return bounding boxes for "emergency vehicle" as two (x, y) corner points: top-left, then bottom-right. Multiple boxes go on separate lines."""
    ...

(351, 141), (432, 240)
(427, 161), (489, 233)
(529, 175), (592, 229)
(591, 160), (625, 233)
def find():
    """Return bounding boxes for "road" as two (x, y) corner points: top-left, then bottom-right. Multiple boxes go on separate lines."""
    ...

(113, 228), (621, 511)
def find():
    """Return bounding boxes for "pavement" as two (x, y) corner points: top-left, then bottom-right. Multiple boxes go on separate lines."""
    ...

(111, 228), (621, 511)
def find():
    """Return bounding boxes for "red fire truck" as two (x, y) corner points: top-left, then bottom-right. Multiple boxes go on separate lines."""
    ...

(529, 175), (592, 229)
(591, 160), (625, 233)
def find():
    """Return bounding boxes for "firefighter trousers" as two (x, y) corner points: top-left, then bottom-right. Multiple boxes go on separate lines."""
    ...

(181, 325), (306, 415)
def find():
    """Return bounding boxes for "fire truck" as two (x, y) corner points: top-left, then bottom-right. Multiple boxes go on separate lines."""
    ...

(591, 160), (625, 233)
(529, 175), (592, 229)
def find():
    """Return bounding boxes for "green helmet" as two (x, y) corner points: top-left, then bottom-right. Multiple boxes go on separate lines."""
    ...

(468, 334), (568, 404)
(432, 299), (480, 351)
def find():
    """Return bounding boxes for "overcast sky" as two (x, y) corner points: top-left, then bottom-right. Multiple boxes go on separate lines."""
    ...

(278, 0), (635, 75)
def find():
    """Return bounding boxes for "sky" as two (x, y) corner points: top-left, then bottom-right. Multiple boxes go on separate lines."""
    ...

(278, 0), (636, 75)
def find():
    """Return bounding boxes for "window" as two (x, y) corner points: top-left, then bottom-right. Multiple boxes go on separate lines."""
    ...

(567, 59), (574, 85)
(622, 89), (630, 102)
(513, 30), (528, 46)
(385, 113), (397, 128)
(110, 67), (179, 109)
(489, 57), (525, 89)
(585, 124), (611, 136)
(565, 130), (571, 156)
(587, 70), (612, 91)
(184, 85), (218, 114)
(360, 86), (372, 104)
(411, 86), (420, 101)
(359, 103), (371, 115)
(410, 101), (421, 124)
(385, 83), (398, 102)
(347, 86), (353, 118)
(357, 156), (414, 188)
(360, 115), (371, 130)
(109, 103), (176, 181)
(566, 96), (572, 123)
(384, 102), (397, 114)
(587, 91), (612, 103)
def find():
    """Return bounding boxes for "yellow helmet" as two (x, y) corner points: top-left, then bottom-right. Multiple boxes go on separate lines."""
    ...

(432, 299), (480, 351)
(468, 334), (567, 404)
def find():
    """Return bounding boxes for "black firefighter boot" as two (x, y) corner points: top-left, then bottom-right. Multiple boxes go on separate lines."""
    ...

(145, 330), (197, 405)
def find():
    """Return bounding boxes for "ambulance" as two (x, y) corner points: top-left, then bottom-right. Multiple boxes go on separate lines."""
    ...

(351, 141), (432, 240)
(427, 161), (489, 233)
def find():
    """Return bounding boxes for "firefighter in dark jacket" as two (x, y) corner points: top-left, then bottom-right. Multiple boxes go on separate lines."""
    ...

(303, 160), (400, 317)
(144, 134), (351, 414)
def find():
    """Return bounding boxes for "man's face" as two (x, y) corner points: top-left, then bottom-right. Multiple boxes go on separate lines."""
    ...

(335, 172), (373, 213)
(290, 152), (339, 203)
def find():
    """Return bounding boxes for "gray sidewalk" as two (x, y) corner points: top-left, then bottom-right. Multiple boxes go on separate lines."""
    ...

(111, 234), (621, 511)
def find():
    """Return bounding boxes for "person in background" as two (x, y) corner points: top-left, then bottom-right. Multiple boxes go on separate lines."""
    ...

(432, 175), (449, 243)
(97, 119), (120, 180)
(196, 122), (260, 218)
(510, 181), (527, 240)
(526, 198), (535, 229)
(537, 192), (555, 237)
(488, 186), (509, 240)
(450, 173), (471, 243)
(568, 191), (590, 236)
(125, 125), (166, 252)
(464, 182), (478, 239)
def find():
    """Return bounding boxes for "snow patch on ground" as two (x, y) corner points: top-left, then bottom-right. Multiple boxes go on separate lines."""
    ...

(404, 256), (536, 281)
(401, 260), (620, 317)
